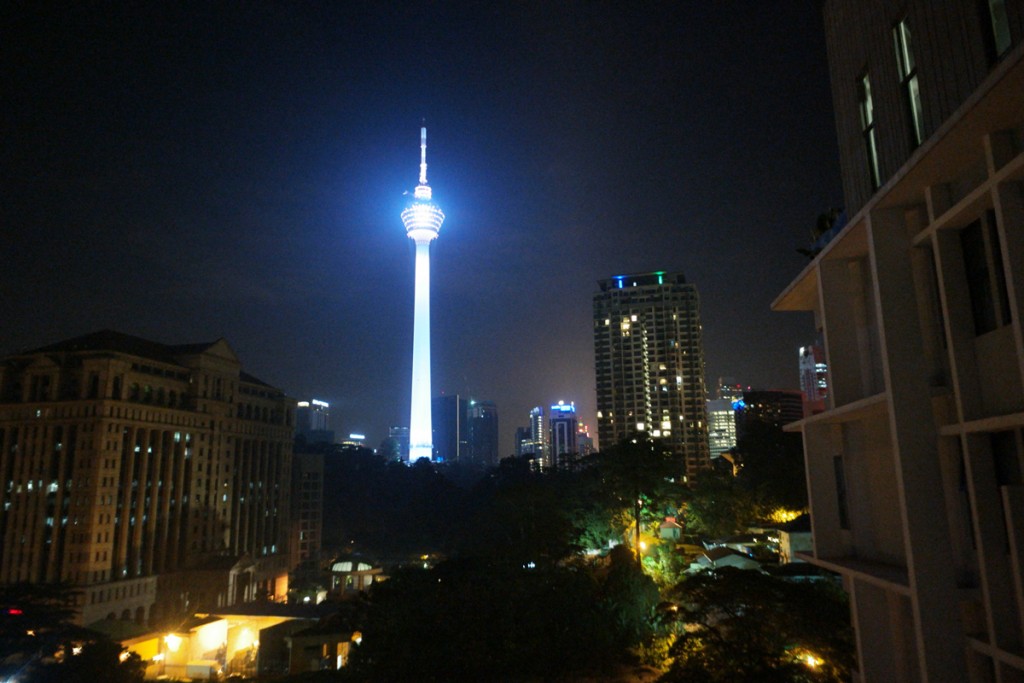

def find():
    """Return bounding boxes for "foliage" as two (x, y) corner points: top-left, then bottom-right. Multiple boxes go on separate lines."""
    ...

(350, 559), (623, 681)
(595, 437), (686, 554)
(29, 638), (146, 683)
(0, 583), (143, 683)
(318, 444), (469, 556)
(598, 545), (661, 645)
(457, 455), (582, 564)
(683, 422), (808, 540)
(660, 568), (854, 682)
(642, 542), (692, 589)
(683, 469), (764, 538)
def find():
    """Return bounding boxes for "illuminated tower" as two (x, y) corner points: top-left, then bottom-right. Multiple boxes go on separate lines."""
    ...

(401, 127), (445, 462)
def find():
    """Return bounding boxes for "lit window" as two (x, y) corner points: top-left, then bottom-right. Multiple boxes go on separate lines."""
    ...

(857, 73), (880, 189)
(893, 18), (924, 147)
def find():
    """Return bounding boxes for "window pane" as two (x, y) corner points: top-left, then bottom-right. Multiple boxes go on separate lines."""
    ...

(989, 0), (1012, 56)
(961, 220), (997, 335)
(908, 76), (924, 145)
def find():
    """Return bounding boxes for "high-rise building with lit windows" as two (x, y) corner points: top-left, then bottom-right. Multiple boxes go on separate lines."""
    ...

(548, 400), (578, 468)
(706, 398), (737, 460)
(295, 398), (333, 445)
(593, 271), (710, 481)
(401, 127), (445, 462)
(515, 406), (547, 463)
(774, 3), (1024, 679)
(0, 330), (295, 627)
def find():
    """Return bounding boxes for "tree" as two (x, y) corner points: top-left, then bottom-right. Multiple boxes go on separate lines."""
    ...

(351, 559), (622, 681)
(598, 544), (661, 645)
(660, 568), (854, 682)
(682, 468), (762, 539)
(458, 455), (582, 564)
(596, 437), (686, 565)
(0, 583), (144, 683)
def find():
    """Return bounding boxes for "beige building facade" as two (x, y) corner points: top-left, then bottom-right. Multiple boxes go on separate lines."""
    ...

(775, 2), (1024, 681)
(0, 330), (295, 627)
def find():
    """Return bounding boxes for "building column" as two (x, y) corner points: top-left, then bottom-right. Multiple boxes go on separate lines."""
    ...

(869, 208), (967, 682)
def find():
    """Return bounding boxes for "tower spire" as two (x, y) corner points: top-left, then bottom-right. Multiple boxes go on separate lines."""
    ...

(419, 126), (428, 186)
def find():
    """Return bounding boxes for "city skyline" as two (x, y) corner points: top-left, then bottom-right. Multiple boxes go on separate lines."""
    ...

(3, 3), (843, 456)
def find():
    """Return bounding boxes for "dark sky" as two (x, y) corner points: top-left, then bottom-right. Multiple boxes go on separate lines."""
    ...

(3, 2), (843, 456)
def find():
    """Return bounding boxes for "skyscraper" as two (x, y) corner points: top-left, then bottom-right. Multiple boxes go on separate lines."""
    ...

(548, 401), (578, 468)
(467, 399), (499, 467)
(594, 271), (710, 480)
(432, 394), (467, 463)
(295, 399), (334, 445)
(706, 398), (737, 460)
(515, 407), (547, 464)
(798, 345), (828, 415)
(400, 127), (445, 462)
(774, 3), (1024, 679)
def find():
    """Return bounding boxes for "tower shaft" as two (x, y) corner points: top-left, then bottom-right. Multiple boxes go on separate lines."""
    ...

(409, 241), (433, 461)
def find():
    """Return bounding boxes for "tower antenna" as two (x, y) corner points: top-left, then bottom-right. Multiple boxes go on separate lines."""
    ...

(419, 126), (428, 186)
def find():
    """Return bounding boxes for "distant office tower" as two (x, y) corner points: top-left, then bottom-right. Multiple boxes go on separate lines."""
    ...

(382, 426), (410, 462)
(0, 330), (294, 626)
(548, 401), (578, 468)
(295, 399), (334, 445)
(514, 426), (531, 458)
(431, 394), (467, 463)
(706, 398), (737, 459)
(516, 406), (547, 464)
(715, 377), (745, 402)
(401, 127), (446, 462)
(290, 451), (323, 570)
(798, 345), (828, 415)
(594, 271), (710, 480)
(576, 423), (595, 457)
(295, 399), (329, 432)
(734, 389), (803, 439)
(772, 3), (1024, 678)
(467, 399), (499, 466)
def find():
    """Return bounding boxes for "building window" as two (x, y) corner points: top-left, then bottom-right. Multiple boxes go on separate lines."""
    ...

(983, 0), (1012, 61)
(893, 18), (924, 147)
(960, 211), (1011, 336)
(857, 73), (881, 189)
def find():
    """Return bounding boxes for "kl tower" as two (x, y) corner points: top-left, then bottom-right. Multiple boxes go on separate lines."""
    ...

(401, 127), (445, 462)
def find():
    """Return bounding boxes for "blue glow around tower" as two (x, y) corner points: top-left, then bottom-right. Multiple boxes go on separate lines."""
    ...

(402, 127), (445, 462)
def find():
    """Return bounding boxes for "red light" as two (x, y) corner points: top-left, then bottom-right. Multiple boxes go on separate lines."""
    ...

(7, 608), (23, 615)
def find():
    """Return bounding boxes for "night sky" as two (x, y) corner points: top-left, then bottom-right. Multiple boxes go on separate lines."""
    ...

(4, 2), (843, 456)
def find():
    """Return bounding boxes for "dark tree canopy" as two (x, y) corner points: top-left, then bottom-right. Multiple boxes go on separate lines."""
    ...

(661, 568), (853, 682)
